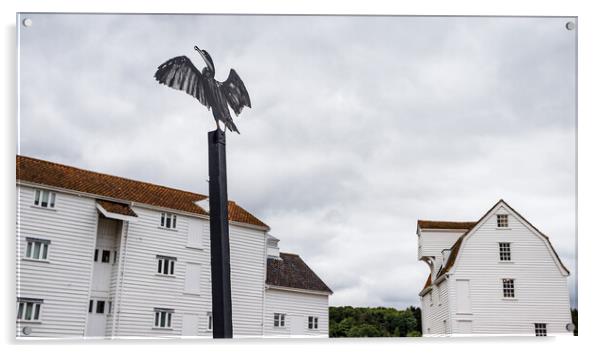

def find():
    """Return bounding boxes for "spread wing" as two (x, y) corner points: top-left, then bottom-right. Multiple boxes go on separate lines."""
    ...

(220, 69), (251, 116)
(154, 56), (209, 108)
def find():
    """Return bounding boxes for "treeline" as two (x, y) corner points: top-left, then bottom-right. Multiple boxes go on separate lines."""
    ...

(329, 306), (421, 337)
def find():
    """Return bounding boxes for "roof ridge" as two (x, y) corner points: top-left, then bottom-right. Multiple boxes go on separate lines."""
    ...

(18, 155), (207, 200)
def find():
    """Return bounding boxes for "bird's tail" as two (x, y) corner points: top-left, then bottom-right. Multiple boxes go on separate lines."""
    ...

(226, 120), (240, 134)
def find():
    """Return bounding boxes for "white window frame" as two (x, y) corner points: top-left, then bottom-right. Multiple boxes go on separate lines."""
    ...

(534, 323), (547, 336)
(160, 212), (177, 230)
(156, 255), (176, 276)
(33, 189), (56, 209)
(17, 298), (43, 322)
(502, 278), (515, 298)
(308, 316), (319, 330)
(274, 313), (286, 328)
(153, 308), (174, 329)
(24, 237), (50, 261)
(497, 214), (509, 228)
(207, 312), (213, 331)
(499, 242), (512, 261)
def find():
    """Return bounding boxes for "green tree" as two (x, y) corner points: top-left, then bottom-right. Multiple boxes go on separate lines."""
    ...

(347, 323), (383, 337)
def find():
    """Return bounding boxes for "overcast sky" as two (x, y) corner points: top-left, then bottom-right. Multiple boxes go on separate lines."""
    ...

(18, 14), (577, 308)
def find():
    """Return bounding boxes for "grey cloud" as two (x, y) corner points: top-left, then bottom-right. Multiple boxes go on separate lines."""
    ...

(18, 14), (577, 308)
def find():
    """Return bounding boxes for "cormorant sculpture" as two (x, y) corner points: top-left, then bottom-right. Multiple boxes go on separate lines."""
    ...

(154, 46), (251, 133)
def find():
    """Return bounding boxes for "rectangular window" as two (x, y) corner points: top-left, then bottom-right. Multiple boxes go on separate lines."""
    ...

(33, 189), (56, 208)
(308, 316), (318, 330)
(94, 249), (99, 262)
(157, 255), (176, 275)
(24, 238), (50, 261)
(108, 301), (112, 314)
(497, 214), (509, 228)
(274, 313), (285, 327)
(502, 278), (515, 298)
(499, 242), (511, 261)
(101, 250), (111, 263)
(207, 312), (213, 331)
(17, 298), (43, 322)
(96, 300), (105, 314)
(89, 300), (93, 313)
(160, 212), (177, 229)
(535, 323), (547, 336)
(113, 250), (118, 264)
(154, 308), (174, 329)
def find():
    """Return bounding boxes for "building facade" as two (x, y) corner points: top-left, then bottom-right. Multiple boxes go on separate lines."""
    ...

(16, 155), (331, 338)
(417, 200), (573, 336)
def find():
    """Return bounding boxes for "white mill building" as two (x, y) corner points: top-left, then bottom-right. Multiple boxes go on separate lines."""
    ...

(417, 199), (573, 336)
(16, 155), (331, 338)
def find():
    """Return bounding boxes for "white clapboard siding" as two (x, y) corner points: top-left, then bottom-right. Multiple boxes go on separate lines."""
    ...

(421, 281), (450, 336)
(445, 204), (572, 336)
(111, 207), (212, 337)
(229, 224), (267, 337)
(418, 229), (465, 261)
(263, 289), (329, 337)
(16, 185), (98, 337)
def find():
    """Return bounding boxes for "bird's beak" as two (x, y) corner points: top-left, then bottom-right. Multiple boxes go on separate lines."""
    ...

(195, 47), (215, 73)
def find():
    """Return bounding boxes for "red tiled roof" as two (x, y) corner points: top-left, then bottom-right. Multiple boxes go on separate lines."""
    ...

(266, 253), (332, 294)
(16, 155), (268, 228)
(97, 199), (138, 217)
(417, 220), (477, 230)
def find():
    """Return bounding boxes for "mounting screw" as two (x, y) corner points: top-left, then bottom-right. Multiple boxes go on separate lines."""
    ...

(565, 21), (575, 30)
(22, 18), (33, 27)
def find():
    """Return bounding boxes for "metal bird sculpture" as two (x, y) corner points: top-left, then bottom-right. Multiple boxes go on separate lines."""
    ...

(154, 47), (251, 134)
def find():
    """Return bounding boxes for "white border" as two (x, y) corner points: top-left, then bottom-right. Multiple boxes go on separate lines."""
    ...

(3, 1), (599, 353)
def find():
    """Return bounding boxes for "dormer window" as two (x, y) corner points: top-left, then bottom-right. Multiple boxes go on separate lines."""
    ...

(33, 189), (56, 208)
(160, 212), (177, 229)
(497, 214), (508, 228)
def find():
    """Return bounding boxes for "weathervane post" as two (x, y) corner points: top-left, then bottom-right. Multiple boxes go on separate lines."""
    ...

(155, 46), (251, 339)
(208, 128), (233, 338)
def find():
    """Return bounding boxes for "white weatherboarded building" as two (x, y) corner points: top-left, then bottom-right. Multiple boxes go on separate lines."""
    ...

(417, 200), (572, 337)
(16, 155), (331, 338)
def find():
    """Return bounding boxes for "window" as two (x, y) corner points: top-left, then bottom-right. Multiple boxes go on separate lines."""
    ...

(154, 308), (174, 329)
(108, 301), (112, 314)
(17, 298), (43, 322)
(274, 313), (285, 327)
(113, 250), (118, 264)
(499, 242), (511, 261)
(497, 214), (509, 228)
(502, 278), (515, 298)
(101, 250), (111, 263)
(24, 238), (50, 261)
(157, 255), (176, 275)
(89, 300), (93, 313)
(207, 312), (213, 331)
(534, 323), (547, 336)
(33, 189), (56, 208)
(160, 212), (177, 229)
(94, 249), (99, 262)
(308, 316), (318, 330)
(96, 300), (105, 314)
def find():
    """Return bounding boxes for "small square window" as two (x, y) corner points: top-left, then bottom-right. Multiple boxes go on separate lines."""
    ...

(157, 256), (176, 275)
(308, 316), (319, 330)
(24, 238), (50, 261)
(101, 250), (111, 263)
(502, 278), (515, 298)
(17, 298), (43, 322)
(160, 213), (177, 229)
(497, 214), (509, 228)
(499, 242), (511, 261)
(33, 189), (56, 208)
(154, 308), (173, 329)
(274, 313), (286, 327)
(96, 300), (105, 314)
(534, 323), (547, 336)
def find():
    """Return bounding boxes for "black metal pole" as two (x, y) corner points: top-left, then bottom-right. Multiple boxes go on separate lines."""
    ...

(208, 129), (233, 339)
